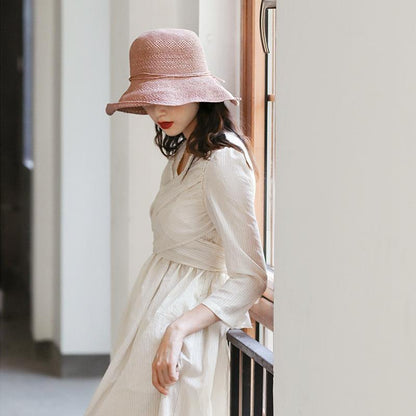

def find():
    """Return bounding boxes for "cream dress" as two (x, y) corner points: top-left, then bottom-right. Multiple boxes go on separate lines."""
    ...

(84, 132), (268, 416)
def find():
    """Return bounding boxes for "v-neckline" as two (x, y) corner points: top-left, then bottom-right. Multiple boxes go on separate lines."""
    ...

(173, 141), (194, 178)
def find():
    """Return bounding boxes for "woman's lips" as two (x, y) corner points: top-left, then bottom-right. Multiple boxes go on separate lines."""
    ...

(159, 121), (174, 130)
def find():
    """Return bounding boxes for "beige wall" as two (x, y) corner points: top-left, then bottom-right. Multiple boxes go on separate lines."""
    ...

(31, 0), (61, 343)
(274, 0), (416, 414)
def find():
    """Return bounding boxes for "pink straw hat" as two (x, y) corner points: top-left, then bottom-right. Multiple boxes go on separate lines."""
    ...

(105, 28), (240, 116)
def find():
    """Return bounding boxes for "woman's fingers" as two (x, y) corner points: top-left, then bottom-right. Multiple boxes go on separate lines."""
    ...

(159, 357), (179, 386)
(152, 355), (180, 395)
(152, 359), (169, 395)
(159, 362), (171, 386)
(168, 361), (179, 383)
(151, 324), (184, 394)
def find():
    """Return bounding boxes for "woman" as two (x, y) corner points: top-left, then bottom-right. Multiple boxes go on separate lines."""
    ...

(84, 28), (268, 416)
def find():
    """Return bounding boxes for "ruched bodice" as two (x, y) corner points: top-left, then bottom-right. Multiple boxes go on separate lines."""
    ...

(151, 144), (227, 272)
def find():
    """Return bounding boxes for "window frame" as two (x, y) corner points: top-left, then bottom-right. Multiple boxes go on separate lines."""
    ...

(241, 0), (275, 333)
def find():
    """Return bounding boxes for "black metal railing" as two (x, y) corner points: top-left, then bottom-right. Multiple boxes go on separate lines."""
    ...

(227, 329), (274, 416)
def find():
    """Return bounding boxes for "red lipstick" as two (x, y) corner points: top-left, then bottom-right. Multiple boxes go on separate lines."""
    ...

(159, 121), (174, 130)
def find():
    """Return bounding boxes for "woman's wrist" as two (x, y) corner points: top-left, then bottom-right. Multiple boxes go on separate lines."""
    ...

(168, 303), (220, 339)
(167, 320), (188, 339)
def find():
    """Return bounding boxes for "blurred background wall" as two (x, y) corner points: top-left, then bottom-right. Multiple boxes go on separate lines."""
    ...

(31, 0), (112, 363)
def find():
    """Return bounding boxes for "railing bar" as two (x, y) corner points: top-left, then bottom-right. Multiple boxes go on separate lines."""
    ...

(230, 344), (240, 416)
(253, 362), (263, 416)
(227, 329), (274, 374)
(241, 353), (251, 416)
(266, 370), (273, 416)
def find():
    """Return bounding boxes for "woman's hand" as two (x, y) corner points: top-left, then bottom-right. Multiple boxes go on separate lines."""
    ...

(152, 304), (219, 395)
(152, 324), (185, 395)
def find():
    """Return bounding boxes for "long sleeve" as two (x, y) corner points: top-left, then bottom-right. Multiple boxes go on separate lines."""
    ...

(200, 140), (268, 329)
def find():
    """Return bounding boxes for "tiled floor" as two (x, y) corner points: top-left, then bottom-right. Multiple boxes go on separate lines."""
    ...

(0, 289), (101, 416)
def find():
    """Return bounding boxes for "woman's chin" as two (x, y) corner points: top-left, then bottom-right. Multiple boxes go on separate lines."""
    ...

(164, 128), (182, 136)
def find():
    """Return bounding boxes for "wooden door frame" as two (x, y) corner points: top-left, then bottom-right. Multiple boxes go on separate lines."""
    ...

(241, 0), (274, 335)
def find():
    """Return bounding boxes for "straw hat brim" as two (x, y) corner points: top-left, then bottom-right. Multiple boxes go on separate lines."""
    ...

(105, 76), (239, 115)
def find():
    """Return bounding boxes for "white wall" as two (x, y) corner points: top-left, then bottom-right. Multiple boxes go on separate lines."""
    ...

(274, 1), (416, 415)
(59, 0), (111, 353)
(199, 0), (241, 122)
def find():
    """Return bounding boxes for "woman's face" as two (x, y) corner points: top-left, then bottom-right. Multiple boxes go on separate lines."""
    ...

(143, 103), (199, 139)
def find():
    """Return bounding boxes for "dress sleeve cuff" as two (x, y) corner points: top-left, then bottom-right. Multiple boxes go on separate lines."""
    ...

(201, 299), (253, 329)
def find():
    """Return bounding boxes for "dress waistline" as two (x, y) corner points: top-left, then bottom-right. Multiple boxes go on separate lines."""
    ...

(152, 240), (227, 273)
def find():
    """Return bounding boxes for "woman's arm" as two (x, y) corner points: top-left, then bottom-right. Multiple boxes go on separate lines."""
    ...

(153, 142), (267, 395)
(152, 304), (220, 395)
(170, 303), (220, 336)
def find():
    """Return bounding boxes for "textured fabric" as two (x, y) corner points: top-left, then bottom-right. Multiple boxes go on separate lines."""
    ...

(105, 29), (239, 115)
(84, 132), (268, 416)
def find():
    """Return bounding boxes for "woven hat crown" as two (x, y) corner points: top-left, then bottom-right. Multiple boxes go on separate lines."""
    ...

(105, 28), (239, 115)
(129, 29), (209, 79)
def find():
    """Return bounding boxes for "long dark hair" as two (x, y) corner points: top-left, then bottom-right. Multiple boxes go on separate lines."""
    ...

(153, 102), (259, 180)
